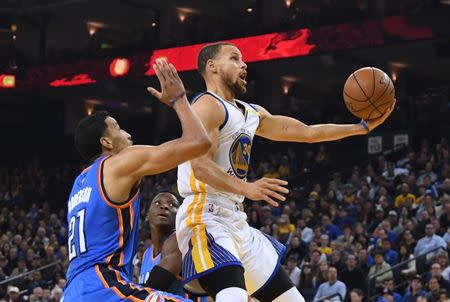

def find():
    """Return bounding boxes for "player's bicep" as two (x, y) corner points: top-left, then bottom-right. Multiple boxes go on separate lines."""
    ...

(190, 96), (223, 168)
(254, 104), (312, 142)
(108, 138), (202, 179)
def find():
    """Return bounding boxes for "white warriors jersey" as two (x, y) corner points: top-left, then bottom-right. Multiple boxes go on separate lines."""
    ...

(177, 91), (260, 205)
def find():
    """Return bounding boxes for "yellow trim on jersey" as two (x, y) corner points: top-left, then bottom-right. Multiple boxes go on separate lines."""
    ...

(191, 206), (214, 271)
(186, 169), (213, 272)
(189, 167), (199, 194)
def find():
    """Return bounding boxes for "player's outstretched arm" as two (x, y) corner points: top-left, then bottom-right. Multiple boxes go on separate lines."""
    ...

(107, 59), (211, 182)
(145, 233), (181, 291)
(190, 95), (288, 207)
(253, 102), (395, 143)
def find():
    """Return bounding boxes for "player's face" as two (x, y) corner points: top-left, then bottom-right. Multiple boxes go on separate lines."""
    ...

(215, 45), (247, 95)
(104, 117), (133, 153)
(147, 193), (179, 229)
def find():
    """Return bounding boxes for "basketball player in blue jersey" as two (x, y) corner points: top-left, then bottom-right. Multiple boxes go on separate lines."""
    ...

(62, 58), (211, 302)
(175, 42), (395, 302)
(139, 192), (208, 302)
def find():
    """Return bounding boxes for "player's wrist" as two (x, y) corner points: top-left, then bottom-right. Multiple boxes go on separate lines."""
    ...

(171, 92), (188, 110)
(171, 91), (187, 107)
(236, 181), (248, 196)
(359, 119), (370, 134)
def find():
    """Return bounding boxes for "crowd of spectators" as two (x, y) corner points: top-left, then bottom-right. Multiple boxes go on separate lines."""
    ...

(244, 136), (450, 302)
(1, 96), (449, 302)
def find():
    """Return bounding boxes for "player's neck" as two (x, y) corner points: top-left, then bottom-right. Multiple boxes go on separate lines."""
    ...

(206, 82), (235, 103)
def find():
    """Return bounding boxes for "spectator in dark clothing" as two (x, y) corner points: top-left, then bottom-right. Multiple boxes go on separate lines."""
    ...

(321, 215), (342, 240)
(285, 235), (307, 264)
(423, 263), (450, 292)
(382, 238), (399, 266)
(340, 254), (366, 295)
(426, 277), (442, 302)
(357, 248), (372, 274)
(299, 262), (316, 302)
(402, 275), (428, 302)
(439, 195), (450, 232)
(379, 279), (402, 302)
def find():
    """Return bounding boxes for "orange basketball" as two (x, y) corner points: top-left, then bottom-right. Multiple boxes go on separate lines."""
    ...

(343, 67), (395, 120)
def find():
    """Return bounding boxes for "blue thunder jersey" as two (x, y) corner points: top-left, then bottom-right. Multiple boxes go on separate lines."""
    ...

(139, 245), (208, 302)
(138, 244), (161, 284)
(66, 156), (141, 284)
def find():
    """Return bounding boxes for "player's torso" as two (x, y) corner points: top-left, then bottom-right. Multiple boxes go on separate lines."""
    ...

(138, 244), (161, 284)
(139, 244), (187, 297)
(66, 156), (141, 284)
(178, 91), (260, 204)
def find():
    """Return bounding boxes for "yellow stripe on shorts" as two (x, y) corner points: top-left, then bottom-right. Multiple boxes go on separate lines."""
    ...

(186, 168), (213, 272)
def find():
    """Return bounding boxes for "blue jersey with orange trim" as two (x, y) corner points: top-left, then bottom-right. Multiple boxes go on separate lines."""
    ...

(139, 245), (207, 302)
(66, 156), (141, 285)
(138, 244), (161, 284)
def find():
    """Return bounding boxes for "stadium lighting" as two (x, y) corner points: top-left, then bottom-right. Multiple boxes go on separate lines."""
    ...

(391, 71), (397, 82)
(86, 21), (106, 36)
(0, 74), (16, 88)
(109, 58), (131, 77)
(176, 7), (196, 23)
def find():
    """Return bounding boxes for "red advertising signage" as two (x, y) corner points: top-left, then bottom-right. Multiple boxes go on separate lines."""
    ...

(11, 15), (436, 90)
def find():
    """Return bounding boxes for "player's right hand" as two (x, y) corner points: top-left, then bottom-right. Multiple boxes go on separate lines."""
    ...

(244, 177), (289, 207)
(147, 58), (186, 107)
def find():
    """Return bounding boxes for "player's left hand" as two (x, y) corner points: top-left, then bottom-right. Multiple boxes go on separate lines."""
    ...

(365, 99), (396, 132)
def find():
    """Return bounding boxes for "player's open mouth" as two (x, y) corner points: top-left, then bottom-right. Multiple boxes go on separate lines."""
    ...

(239, 72), (247, 85)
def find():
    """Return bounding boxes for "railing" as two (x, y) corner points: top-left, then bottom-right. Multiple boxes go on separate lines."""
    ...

(317, 292), (343, 302)
(366, 246), (447, 301)
(0, 260), (61, 286)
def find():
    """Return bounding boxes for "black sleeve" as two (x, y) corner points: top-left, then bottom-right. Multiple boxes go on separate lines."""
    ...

(144, 265), (177, 291)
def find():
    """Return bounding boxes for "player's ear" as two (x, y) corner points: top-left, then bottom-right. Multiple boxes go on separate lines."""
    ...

(99, 136), (113, 150)
(206, 59), (217, 74)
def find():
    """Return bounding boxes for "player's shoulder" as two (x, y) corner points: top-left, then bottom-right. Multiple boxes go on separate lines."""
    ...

(191, 92), (223, 108)
(190, 92), (227, 127)
(161, 232), (181, 257)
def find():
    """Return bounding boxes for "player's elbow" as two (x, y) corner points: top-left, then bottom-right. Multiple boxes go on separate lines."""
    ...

(191, 135), (212, 156)
(191, 160), (209, 182)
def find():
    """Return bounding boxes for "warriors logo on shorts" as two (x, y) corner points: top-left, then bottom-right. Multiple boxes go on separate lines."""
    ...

(229, 133), (252, 179)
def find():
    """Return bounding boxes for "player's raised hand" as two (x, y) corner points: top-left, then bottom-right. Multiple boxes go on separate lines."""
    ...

(244, 177), (289, 207)
(147, 58), (186, 107)
(365, 99), (396, 132)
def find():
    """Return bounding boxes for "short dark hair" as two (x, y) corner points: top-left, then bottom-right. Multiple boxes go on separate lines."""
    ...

(374, 249), (384, 257)
(351, 288), (364, 298)
(197, 42), (234, 76)
(74, 111), (110, 161)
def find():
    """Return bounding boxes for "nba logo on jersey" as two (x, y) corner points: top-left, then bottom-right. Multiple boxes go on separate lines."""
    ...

(229, 133), (252, 179)
(145, 292), (164, 302)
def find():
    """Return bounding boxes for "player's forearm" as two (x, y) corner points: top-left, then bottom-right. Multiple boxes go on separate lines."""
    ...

(305, 123), (367, 143)
(193, 159), (246, 196)
(258, 115), (367, 143)
(173, 98), (211, 149)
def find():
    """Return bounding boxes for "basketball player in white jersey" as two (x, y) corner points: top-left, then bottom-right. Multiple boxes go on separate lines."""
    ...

(176, 43), (394, 302)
